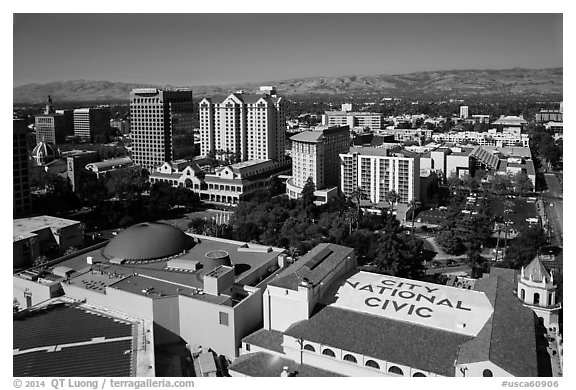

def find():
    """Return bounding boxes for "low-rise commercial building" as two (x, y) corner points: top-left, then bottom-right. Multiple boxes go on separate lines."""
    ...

(432, 129), (529, 147)
(85, 157), (134, 178)
(230, 243), (540, 377)
(149, 159), (291, 205)
(13, 216), (84, 269)
(13, 223), (287, 360)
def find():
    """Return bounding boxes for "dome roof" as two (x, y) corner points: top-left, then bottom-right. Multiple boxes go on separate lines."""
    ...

(32, 141), (56, 165)
(103, 222), (193, 261)
(522, 256), (551, 283)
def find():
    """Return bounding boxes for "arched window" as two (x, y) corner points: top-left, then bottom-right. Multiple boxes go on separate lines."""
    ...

(303, 344), (315, 352)
(534, 293), (540, 305)
(483, 369), (493, 377)
(388, 366), (404, 376)
(343, 354), (357, 363)
(322, 349), (335, 358)
(413, 372), (426, 377)
(520, 289), (525, 300)
(365, 360), (380, 369)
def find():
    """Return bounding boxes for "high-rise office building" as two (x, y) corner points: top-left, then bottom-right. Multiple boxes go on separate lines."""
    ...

(73, 107), (111, 142)
(286, 125), (350, 203)
(340, 147), (420, 204)
(199, 86), (286, 162)
(14, 119), (32, 217)
(460, 106), (469, 119)
(35, 96), (73, 144)
(130, 88), (195, 171)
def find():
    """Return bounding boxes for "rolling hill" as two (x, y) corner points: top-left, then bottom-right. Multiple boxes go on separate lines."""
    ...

(13, 68), (562, 104)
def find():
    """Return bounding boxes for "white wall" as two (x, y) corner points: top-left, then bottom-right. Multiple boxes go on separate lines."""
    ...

(455, 360), (512, 377)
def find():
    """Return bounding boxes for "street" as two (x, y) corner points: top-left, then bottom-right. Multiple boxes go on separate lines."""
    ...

(543, 173), (563, 248)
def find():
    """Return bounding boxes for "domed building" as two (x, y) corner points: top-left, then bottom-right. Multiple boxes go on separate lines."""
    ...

(103, 222), (194, 262)
(31, 141), (57, 166)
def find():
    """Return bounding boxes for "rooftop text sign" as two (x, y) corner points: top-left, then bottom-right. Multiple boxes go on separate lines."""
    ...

(332, 271), (493, 336)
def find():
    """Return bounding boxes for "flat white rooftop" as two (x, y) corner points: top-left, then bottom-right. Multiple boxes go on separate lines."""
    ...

(331, 271), (494, 337)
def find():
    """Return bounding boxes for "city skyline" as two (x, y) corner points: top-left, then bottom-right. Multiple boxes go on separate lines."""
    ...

(14, 13), (562, 87)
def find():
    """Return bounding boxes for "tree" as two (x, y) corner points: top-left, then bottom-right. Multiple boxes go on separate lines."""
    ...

(408, 198), (420, 234)
(467, 250), (490, 279)
(301, 177), (316, 208)
(385, 190), (400, 206)
(436, 229), (466, 255)
(511, 171), (534, 195)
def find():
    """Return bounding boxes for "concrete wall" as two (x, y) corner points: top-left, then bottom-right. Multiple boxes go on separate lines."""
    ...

(152, 295), (181, 341)
(178, 295), (236, 358)
(232, 287), (263, 357)
(264, 286), (310, 332)
(447, 155), (471, 178)
(104, 287), (155, 320)
(55, 224), (84, 251)
(13, 277), (61, 309)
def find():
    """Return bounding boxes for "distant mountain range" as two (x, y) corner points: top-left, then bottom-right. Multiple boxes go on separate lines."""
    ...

(13, 68), (563, 104)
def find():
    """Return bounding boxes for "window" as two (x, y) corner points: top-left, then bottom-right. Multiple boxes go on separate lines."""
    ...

(219, 311), (229, 326)
(521, 289), (525, 300)
(303, 344), (315, 352)
(365, 360), (380, 369)
(322, 348), (335, 358)
(343, 354), (357, 363)
(245, 343), (250, 352)
(388, 366), (404, 376)
(413, 372), (426, 377)
(534, 293), (540, 305)
(483, 369), (493, 377)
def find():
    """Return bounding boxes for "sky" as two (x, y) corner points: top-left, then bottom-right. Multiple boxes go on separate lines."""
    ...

(13, 13), (563, 87)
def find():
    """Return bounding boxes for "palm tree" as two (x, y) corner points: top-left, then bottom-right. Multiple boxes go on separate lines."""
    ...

(350, 186), (366, 224)
(343, 208), (359, 236)
(408, 198), (421, 234)
(385, 190), (400, 206)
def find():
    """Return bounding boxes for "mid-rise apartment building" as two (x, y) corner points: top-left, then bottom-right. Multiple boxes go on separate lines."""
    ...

(73, 107), (111, 142)
(460, 106), (469, 119)
(130, 88), (195, 171)
(340, 147), (420, 204)
(323, 111), (383, 131)
(286, 126), (350, 203)
(199, 86), (286, 163)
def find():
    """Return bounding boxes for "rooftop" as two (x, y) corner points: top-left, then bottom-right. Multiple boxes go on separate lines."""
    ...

(285, 305), (471, 377)
(242, 329), (284, 354)
(522, 257), (552, 283)
(229, 351), (343, 377)
(269, 243), (354, 290)
(14, 216), (81, 241)
(24, 230), (283, 301)
(13, 302), (135, 377)
(458, 267), (539, 377)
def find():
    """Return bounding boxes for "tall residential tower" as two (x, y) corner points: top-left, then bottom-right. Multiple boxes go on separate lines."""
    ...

(130, 88), (195, 171)
(199, 86), (286, 162)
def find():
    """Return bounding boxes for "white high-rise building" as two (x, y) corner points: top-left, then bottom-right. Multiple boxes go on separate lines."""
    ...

(130, 88), (195, 171)
(199, 87), (286, 162)
(340, 147), (420, 204)
(460, 106), (469, 119)
(286, 125), (350, 203)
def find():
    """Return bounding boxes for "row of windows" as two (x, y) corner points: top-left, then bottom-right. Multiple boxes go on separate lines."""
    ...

(302, 344), (425, 377)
